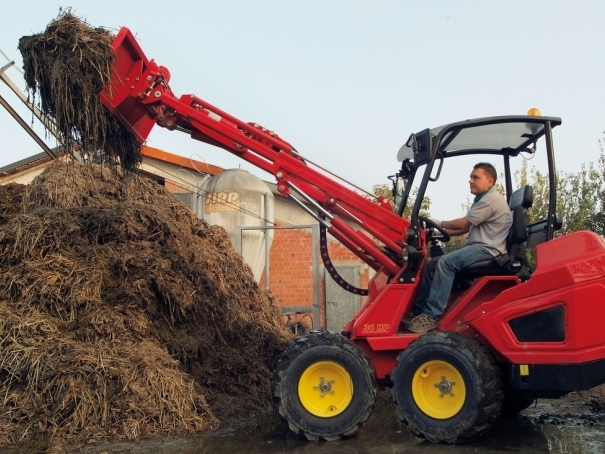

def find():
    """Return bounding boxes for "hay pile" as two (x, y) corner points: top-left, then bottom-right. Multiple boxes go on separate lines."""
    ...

(0, 163), (292, 453)
(0, 184), (24, 226)
(18, 10), (141, 169)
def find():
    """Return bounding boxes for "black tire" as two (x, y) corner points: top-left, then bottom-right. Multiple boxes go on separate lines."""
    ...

(272, 330), (377, 440)
(391, 331), (503, 444)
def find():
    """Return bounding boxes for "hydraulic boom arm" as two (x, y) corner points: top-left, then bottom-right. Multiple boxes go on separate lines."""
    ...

(101, 28), (410, 276)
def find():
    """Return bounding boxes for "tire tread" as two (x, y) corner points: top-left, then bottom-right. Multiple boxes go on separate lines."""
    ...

(272, 330), (377, 440)
(391, 331), (503, 444)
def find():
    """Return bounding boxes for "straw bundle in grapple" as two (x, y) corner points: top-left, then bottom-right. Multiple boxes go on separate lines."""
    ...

(18, 10), (141, 169)
(0, 162), (292, 453)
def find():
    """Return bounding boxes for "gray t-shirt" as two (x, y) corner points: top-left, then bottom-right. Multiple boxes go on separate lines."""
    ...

(465, 186), (512, 256)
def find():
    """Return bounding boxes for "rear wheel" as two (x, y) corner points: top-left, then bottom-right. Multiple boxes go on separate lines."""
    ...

(272, 330), (377, 440)
(392, 331), (503, 444)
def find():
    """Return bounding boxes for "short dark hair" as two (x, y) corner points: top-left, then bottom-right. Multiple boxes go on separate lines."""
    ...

(474, 162), (497, 181)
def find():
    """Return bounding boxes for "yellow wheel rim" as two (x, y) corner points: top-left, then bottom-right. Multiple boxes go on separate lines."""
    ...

(412, 360), (466, 419)
(298, 360), (353, 418)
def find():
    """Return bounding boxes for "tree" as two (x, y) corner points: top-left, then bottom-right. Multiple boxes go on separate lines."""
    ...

(515, 157), (603, 237)
(371, 183), (431, 218)
(588, 136), (605, 236)
(559, 162), (601, 234)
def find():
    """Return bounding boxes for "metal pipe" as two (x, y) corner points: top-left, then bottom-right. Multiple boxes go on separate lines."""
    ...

(335, 201), (402, 254)
(334, 202), (363, 224)
(0, 61), (62, 142)
(311, 224), (321, 330)
(237, 224), (321, 330)
(0, 93), (56, 160)
(544, 121), (557, 241)
(288, 193), (331, 228)
(263, 192), (270, 290)
(296, 155), (377, 200)
(288, 181), (334, 220)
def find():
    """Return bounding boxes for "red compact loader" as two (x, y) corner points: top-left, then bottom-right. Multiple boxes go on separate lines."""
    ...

(100, 27), (605, 443)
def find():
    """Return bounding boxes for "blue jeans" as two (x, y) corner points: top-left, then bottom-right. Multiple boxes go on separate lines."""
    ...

(412, 245), (494, 319)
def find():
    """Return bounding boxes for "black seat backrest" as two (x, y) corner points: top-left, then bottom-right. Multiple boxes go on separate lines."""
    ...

(456, 185), (534, 279)
(507, 185), (533, 265)
(508, 185), (533, 211)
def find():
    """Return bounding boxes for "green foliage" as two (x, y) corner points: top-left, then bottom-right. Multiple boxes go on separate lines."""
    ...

(515, 154), (604, 237)
(593, 137), (605, 237)
(371, 183), (431, 218)
(441, 233), (468, 254)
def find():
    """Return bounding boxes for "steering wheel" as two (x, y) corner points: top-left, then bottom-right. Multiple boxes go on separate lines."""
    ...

(417, 215), (450, 242)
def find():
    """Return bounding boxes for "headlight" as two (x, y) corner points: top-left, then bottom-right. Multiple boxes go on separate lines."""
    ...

(402, 245), (418, 262)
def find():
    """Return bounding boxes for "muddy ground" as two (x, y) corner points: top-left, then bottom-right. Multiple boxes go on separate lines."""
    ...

(49, 386), (605, 454)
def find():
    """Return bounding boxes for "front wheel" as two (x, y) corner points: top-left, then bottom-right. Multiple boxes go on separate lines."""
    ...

(272, 330), (377, 440)
(392, 331), (503, 444)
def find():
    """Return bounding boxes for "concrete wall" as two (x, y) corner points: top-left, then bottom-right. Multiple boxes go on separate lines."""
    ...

(0, 154), (67, 185)
(139, 158), (210, 191)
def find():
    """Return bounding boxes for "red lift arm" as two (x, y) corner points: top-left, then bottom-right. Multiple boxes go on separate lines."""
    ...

(101, 28), (410, 277)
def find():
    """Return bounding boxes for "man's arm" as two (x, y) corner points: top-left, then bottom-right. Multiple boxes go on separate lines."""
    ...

(442, 217), (471, 237)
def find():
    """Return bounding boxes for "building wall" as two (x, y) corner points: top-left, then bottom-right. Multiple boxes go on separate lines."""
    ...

(266, 196), (370, 331)
(0, 154), (67, 185)
(139, 158), (211, 191)
(0, 165), (47, 185)
(266, 223), (369, 331)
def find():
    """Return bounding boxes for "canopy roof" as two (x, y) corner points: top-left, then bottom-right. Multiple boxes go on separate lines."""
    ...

(398, 115), (562, 162)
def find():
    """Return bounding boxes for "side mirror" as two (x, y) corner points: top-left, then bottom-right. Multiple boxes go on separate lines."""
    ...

(390, 159), (414, 207)
(390, 174), (404, 207)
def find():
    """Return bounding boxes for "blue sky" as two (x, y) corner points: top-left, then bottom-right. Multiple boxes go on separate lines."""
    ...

(2, 1), (604, 219)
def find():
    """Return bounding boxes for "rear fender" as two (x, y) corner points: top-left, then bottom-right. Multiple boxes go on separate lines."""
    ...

(451, 232), (605, 365)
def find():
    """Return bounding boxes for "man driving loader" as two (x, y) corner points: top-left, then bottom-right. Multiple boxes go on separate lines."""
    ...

(406, 162), (512, 333)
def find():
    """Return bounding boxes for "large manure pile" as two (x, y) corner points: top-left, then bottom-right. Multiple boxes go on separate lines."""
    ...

(0, 163), (292, 453)
(18, 10), (141, 169)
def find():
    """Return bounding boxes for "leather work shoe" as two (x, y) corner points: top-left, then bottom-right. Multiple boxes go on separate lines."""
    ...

(406, 314), (438, 333)
(401, 312), (417, 327)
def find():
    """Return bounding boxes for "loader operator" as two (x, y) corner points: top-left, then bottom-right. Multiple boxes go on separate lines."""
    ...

(406, 162), (512, 333)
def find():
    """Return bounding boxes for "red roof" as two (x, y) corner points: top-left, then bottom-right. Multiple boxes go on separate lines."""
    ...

(141, 146), (223, 176)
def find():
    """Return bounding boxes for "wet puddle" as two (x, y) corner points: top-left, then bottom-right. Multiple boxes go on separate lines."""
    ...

(524, 398), (605, 454)
(70, 392), (605, 453)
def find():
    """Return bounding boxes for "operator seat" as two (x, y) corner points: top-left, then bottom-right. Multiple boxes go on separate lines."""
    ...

(458, 185), (533, 278)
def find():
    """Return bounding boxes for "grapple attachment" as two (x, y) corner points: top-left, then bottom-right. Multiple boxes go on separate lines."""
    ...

(100, 27), (169, 143)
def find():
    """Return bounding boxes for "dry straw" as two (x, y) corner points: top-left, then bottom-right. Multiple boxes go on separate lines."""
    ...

(18, 9), (141, 169)
(0, 163), (292, 452)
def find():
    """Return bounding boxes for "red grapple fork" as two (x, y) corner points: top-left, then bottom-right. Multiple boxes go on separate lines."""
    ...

(100, 27), (168, 143)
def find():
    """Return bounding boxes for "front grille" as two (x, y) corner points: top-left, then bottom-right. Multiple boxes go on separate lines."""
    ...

(509, 305), (565, 342)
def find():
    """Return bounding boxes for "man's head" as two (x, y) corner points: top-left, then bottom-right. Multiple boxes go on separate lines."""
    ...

(469, 162), (496, 195)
